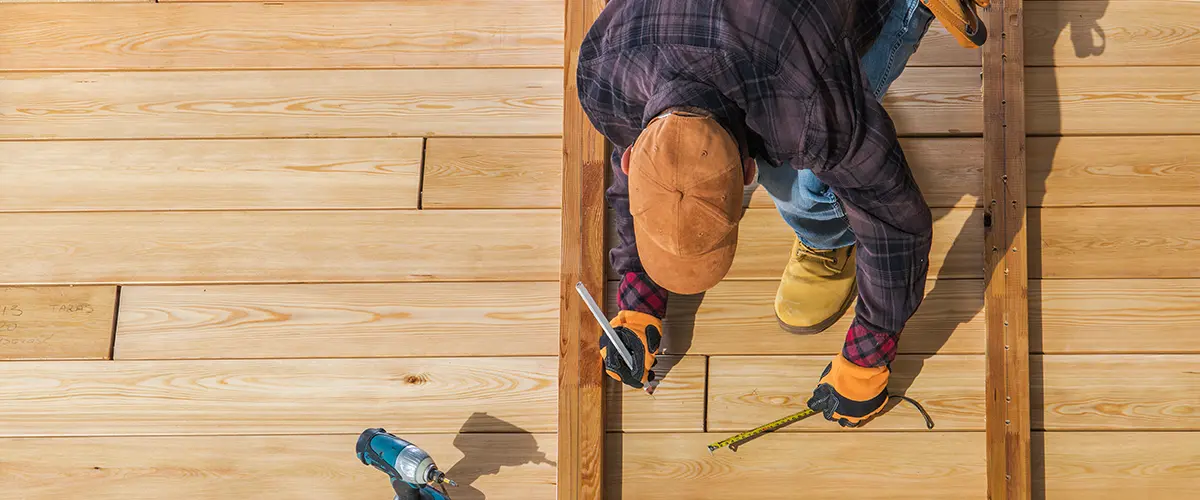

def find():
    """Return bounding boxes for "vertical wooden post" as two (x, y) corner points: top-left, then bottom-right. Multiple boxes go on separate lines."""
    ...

(983, 0), (1031, 499)
(560, 1), (607, 500)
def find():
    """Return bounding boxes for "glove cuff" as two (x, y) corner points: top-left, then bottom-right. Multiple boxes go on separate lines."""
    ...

(611, 310), (663, 331)
(819, 353), (889, 401)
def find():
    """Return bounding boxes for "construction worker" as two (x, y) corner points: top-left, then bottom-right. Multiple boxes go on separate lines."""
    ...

(577, 0), (984, 428)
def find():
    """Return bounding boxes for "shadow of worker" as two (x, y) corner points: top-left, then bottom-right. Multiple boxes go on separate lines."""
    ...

(1021, 2), (1108, 499)
(444, 412), (556, 500)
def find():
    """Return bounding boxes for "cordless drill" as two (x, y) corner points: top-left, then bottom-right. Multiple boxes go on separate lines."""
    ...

(356, 428), (458, 500)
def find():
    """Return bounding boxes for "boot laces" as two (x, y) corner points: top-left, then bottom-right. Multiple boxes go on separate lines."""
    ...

(796, 242), (839, 266)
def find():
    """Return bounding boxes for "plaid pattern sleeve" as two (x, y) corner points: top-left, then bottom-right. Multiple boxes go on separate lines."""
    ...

(607, 147), (670, 319)
(802, 37), (934, 368)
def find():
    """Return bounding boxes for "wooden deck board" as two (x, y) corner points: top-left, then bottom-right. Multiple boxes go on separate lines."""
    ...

(0, 69), (563, 140)
(1029, 136), (1200, 207)
(1035, 355), (1199, 430)
(606, 432), (986, 499)
(0, 2), (562, 71)
(606, 279), (984, 356)
(1032, 279), (1200, 353)
(604, 356), (706, 432)
(0, 138), (422, 212)
(423, 138), (562, 209)
(0, 357), (557, 436)
(0, 433), (557, 499)
(610, 208), (984, 280)
(885, 67), (983, 135)
(0, 210), (560, 285)
(1026, 2), (1200, 67)
(1031, 207), (1200, 279)
(0, 286), (115, 360)
(1037, 431), (1200, 500)
(1027, 67), (1200, 135)
(114, 282), (559, 359)
(708, 355), (986, 431)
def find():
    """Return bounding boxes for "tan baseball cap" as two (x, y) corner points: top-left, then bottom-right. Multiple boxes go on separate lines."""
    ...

(628, 110), (744, 295)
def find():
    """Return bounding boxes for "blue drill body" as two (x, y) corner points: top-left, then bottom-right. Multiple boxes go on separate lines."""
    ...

(356, 428), (456, 500)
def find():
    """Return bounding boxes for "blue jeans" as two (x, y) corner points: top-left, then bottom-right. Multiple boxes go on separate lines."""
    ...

(756, 0), (934, 249)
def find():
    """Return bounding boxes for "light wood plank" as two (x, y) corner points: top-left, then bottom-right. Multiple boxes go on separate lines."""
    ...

(114, 282), (559, 359)
(609, 208), (984, 280)
(0, 69), (562, 140)
(0, 210), (560, 285)
(1031, 207), (1200, 279)
(0, 433), (557, 500)
(424, 138), (562, 209)
(606, 279), (984, 355)
(1037, 432), (1200, 500)
(0, 2), (561, 71)
(1027, 67), (1200, 135)
(885, 67), (983, 136)
(1026, 2), (1200, 66)
(1035, 355), (1199, 430)
(911, 23), (982, 66)
(604, 355), (705, 432)
(0, 357), (556, 436)
(708, 355), (985, 431)
(748, 138), (983, 209)
(606, 433), (986, 499)
(1029, 136), (1200, 207)
(0, 0), (145, 3)
(1032, 279), (1200, 353)
(0, 138), (421, 212)
(0, 286), (115, 360)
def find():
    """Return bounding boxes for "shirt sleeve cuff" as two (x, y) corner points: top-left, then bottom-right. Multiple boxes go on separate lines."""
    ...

(616, 271), (669, 319)
(841, 320), (899, 368)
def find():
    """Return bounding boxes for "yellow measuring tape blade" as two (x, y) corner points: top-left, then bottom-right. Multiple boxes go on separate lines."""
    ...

(706, 407), (818, 453)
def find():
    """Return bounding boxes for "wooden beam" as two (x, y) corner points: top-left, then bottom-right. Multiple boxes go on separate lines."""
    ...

(559, 1), (607, 500)
(983, 0), (1031, 498)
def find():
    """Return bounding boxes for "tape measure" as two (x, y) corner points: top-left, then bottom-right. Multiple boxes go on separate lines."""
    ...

(706, 407), (818, 453)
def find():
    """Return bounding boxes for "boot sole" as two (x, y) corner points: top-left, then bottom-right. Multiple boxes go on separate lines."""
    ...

(775, 280), (858, 335)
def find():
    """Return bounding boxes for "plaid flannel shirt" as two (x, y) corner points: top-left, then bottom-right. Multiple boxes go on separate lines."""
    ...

(577, 0), (933, 368)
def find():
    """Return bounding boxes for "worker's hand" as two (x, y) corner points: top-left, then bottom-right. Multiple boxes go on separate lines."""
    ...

(806, 353), (889, 427)
(599, 310), (662, 389)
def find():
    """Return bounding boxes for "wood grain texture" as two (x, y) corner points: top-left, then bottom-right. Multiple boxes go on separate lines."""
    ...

(0, 433), (557, 500)
(0, 357), (557, 436)
(560, 1), (608, 499)
(606, 432), (986, 499)
(1031, 207), (1200, 279)
(911, 23), (982, 66)
(1035, 355), (1199, 430)
(0, 69), (562, 140)
(609, 208), (984, 279)
(604, 355), (705, 432)
(0, 2), (562, 71)
(1027, 67), (1200, 135)
(423, 138), (562, 209)
(0, 286), (115, 360)
(1026, 2), (1200, 67)
(0, 210), (560, 285)
(606, 279), (984, 355)
(0, 138), (421, 212)
(114, 282), (559, 359)
(748, 138), (983, 208)
(885, 67), (983, 136)
(1031, 279), (1200, 354)
(1037, 431), (1200, 500)
(1029, 136), (1200, 207)
(708, 355), (986, 431)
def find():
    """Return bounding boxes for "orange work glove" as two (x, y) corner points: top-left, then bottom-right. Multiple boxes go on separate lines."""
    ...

(599, 310), (662, 389)
(806, 353), (891, 428)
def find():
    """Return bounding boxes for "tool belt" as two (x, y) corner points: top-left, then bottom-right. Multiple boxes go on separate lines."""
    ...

(920, 0), (989, 48)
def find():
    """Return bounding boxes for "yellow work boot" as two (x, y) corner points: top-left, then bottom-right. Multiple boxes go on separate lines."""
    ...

(774, 238), (857, 334)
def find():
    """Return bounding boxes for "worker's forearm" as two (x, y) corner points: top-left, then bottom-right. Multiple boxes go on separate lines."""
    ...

(608, 147), (670, 319)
